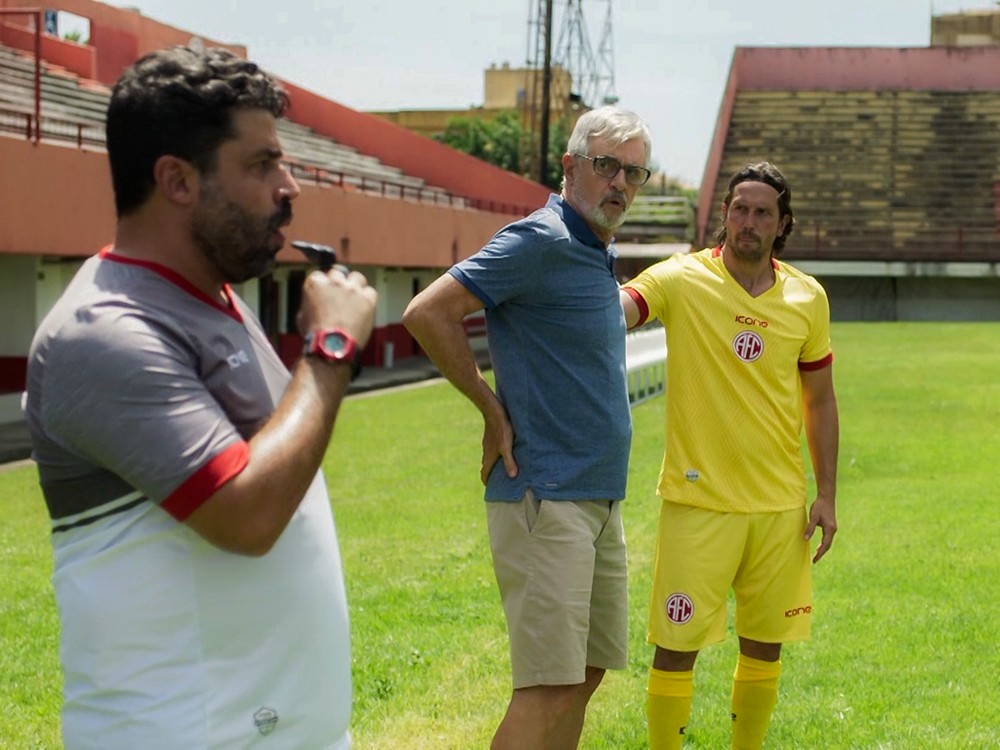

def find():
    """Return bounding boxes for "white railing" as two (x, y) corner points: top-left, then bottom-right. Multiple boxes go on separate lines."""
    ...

(625, 327), (667, 406)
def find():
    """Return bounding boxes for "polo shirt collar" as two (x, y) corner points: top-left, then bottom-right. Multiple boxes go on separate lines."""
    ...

(546, 194), (611, 252)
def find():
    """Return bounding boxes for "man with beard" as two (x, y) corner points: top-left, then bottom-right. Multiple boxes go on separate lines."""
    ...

(403, 106), (651, 750)
(619, 162), (839, 749)
(24, 47), (376, 749)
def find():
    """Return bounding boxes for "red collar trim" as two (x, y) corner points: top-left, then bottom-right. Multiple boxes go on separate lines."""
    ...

(98, 245), (243, 323)
(713, 245), (780, 269)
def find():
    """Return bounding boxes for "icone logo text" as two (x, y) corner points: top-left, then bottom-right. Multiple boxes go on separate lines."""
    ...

(784, 605), (812, 618)
(227, 350), (250, 369)
(735, 314), (769, 328)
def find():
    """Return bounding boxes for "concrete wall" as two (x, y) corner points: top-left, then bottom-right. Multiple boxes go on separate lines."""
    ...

(0, 136), (516, 267)
(483, 63), (571, 112)
(0, 255), (37, 354)
(816, 276), (1000, 321)
(0, 139), (114, 257)
(0, 13), (97, 79)
(0, 256), (84, 393)
(732, 46), (1000, 92)
(932, 10), (1000, 47)
(0, 0), (246, 83)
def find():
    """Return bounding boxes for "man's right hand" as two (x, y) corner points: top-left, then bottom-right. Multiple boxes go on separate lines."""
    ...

(297, 267), (377, 347)
(481, 398), (517, 485)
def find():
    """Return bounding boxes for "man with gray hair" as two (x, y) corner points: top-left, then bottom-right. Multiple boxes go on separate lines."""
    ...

(404, 106), (651, 749)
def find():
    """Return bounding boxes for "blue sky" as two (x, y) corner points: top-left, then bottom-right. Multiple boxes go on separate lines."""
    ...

(102, 0), (996, 184)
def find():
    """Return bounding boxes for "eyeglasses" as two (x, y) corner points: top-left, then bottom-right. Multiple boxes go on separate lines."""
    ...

(574, 154), (651, 186)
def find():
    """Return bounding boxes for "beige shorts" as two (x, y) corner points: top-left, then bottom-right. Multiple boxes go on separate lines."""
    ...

(648, 501), (813, 652)
(487, 489), (628, 689)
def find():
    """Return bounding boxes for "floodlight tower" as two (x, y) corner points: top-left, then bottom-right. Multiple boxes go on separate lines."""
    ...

(522, 0), (617, 182)
(554, 0), (617, 110)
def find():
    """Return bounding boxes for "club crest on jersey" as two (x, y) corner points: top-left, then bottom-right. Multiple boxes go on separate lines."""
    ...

(665, 593), (694, 624)
(733, 330), (764, 362)
(253, 706), (278, 735)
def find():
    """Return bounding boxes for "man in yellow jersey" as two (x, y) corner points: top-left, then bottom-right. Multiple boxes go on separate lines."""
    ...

(620, 162), (839, 750)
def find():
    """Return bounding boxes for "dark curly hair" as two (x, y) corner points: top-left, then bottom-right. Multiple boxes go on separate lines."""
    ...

(106, 46), (289, 217)
(714, 161), (795, 255)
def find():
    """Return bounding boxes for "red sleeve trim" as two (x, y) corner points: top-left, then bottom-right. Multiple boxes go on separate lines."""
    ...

(161, 441), (250, 521)
(799, 352), (834, 372)
(622, 286), (649, 329)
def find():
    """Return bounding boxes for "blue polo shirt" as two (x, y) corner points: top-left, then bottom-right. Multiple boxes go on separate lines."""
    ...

(449, 194), (632, 502)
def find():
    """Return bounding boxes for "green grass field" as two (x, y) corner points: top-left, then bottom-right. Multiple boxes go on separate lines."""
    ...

(2, 322), (998, 749)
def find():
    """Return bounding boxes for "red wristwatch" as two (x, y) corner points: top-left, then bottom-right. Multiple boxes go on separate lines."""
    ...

(303, 328), (362, 380)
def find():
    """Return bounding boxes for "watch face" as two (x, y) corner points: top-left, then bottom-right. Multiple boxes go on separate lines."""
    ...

(305, 328), (356, 365)
(321, 331), (349, 355)
(304, 328), (360, 378)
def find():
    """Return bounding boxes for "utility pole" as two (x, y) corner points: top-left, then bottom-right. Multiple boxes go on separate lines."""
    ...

(524, 0), (617, 183)
(539, 0), (553, 184)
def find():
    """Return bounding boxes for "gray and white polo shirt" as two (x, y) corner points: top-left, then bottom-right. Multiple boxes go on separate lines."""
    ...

(26, 248), (352, 749)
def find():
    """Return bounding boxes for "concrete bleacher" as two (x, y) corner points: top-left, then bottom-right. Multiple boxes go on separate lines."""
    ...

(0, 44), (106, 143)
(0, 45), (109, 115)
(620, 195), (695, 243)
(707, 88), (1000, 262)
(275, 118), (456, 202)
(0, 43), (457, 203)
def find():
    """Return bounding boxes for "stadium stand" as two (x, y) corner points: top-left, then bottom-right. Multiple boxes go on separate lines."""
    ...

(0, 43), (105, 143)
(620, 195), (695, 243)
(698, 47), (1000, 265)
(0, 42), (462, 204)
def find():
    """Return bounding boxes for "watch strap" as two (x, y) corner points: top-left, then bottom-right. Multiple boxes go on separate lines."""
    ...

(303, 328), (363, 380)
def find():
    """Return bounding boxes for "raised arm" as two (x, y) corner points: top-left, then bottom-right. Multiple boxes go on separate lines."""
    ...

(185, 268), (377, 556)
(403, 274), (517, 484)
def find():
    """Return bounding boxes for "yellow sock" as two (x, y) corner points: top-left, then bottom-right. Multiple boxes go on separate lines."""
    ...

(731, 654), (781, 750)
(647, 667), (693, 750)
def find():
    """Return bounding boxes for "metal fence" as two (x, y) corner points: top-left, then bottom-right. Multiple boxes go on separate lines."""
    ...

(625, 327), (666, 407)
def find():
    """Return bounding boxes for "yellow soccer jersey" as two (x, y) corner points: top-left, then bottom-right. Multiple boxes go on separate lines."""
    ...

(623, 247), (833, 513)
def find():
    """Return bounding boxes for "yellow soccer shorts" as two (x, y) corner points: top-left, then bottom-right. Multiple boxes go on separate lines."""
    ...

(647, 501), (812, 651)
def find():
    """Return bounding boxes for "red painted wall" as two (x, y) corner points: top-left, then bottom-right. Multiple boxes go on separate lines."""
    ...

(0, 0), (246, 85)
(0, 138), (114, 255)
(734, 46), (1000, 91)
(0, 136), (516, 265)
(0, 18), (97, 79)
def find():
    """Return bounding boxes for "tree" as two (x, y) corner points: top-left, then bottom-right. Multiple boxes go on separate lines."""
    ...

(438, 111), (572, 191)
(439, 111), (521, 174)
